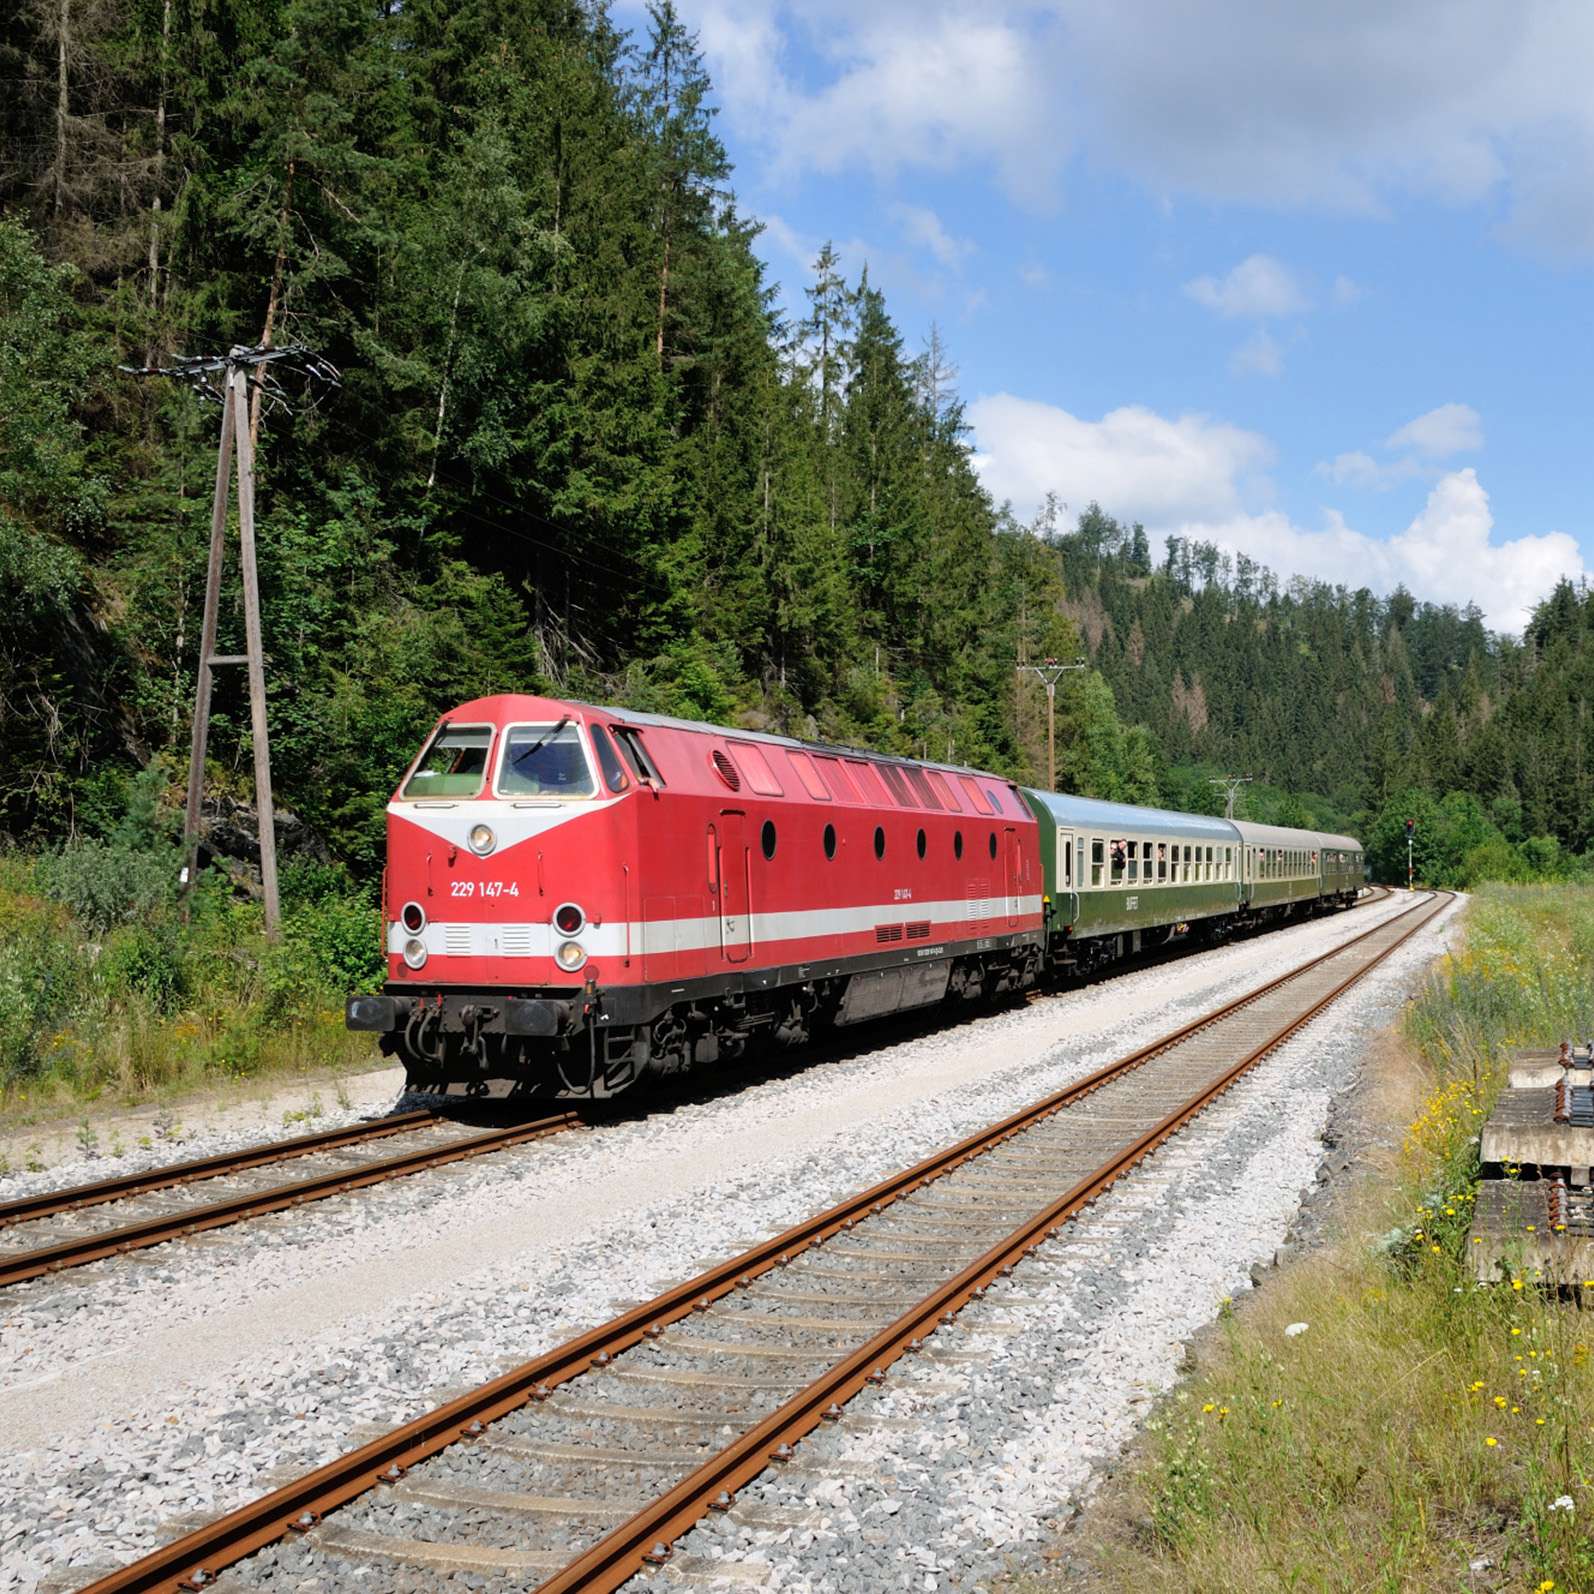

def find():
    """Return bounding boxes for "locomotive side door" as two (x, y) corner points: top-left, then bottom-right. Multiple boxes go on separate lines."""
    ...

(1003, 826), (1022, 927)
(711, 811), (752, 963)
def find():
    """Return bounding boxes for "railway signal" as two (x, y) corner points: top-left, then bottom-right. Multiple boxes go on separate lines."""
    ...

(1406, 816), (1415, 889)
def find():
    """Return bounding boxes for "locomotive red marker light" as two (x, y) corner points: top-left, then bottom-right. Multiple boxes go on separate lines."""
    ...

(400, 901), (426, 934)
(553, 902), (585, 935)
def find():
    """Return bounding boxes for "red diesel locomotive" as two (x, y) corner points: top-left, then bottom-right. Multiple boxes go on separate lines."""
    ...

(346, 694), (1046, 1094)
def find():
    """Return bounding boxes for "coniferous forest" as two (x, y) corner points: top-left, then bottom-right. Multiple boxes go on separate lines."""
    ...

(3, 0), (1592, 911)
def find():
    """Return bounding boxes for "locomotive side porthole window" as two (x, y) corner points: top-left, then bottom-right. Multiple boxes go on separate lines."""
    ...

(988, 831), (998, 860)
(589, 725), (630, 793)
(711, 748), (742, 791)
(874, 826), (886, 859)
(761, 819), (777, 860)
(954, 830), (964, 860)
(916, 827), (927, 859)
(823, 823), (837, 860)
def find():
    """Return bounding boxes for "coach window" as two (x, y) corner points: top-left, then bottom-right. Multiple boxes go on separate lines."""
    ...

(1184, 845), (1193, 881)
(874, 826), (886, 859)
(1157, 843), (1168, 882)
(589, 725), (631, 794)
(1091, 838), (1105, 886)
(1125, 840), (1138, 883)
(761, 819), (777, 860)
(823, 823), (837, 860)
(954, 829), (964, 860)
(1110, 839), (1126, 884)
(402, 723), (493, 798)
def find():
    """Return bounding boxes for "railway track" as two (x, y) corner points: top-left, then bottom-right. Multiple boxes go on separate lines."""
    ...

(80, 888), (1448, 1594)
(0, 1107), (581, 1289)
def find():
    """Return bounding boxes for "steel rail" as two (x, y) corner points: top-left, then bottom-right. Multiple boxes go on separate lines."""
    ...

(0, 1112), (581, 1290)
(536, 889), (1451, 1593)
(76, 890), (1439, 1594)
(0, 1111), (438, 1229)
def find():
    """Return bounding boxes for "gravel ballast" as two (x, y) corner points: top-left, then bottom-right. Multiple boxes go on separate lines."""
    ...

(0, 894), (1454, 1593)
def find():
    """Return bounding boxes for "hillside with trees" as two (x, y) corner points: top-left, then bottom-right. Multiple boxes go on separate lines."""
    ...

(1, 0), (1590, 895)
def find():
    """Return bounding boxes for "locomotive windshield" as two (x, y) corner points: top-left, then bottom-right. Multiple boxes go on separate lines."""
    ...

(496, 721), (597, 798)
(401, 723), (493, 798)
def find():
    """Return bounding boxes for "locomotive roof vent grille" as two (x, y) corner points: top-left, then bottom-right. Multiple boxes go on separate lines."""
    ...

(711, 749), (741, 790)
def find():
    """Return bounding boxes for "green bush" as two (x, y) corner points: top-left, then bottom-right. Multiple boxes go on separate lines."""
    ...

(34, 841), (180, 934)
(264, 893), (383, 1010)
(97, 920), (188, 1014)
(0, 884), (88, 1084)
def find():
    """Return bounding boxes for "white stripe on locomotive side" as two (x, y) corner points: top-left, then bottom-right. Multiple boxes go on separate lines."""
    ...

(388, 895), (1046, 960)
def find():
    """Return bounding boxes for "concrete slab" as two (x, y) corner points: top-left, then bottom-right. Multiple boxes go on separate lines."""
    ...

(1480, 1087), (1594, 1174)
(1468, 1180), (1594, 1285)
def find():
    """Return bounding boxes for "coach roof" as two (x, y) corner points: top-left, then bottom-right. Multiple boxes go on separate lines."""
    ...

(1025, 789), (1242, 846)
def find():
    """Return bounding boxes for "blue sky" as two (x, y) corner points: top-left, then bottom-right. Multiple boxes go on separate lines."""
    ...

(623, 0), (1594, 633)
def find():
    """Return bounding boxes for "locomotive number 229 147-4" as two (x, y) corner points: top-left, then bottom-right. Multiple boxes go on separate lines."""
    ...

(450, 880), (520, 898)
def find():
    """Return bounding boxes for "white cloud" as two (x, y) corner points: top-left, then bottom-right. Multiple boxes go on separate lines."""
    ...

(1018, 261), (1050, 288)
(1187, 471), (1584, 632)
(1331, 273), (1364, 306)
(1229, 328), (1286, 378)
(683, 1), (1594, 259)
(967, 394), (1273, 524)
(1185, 254), (1310, 318)
(1313, 450), (1420, 491)
(969, 392), (1584, 631)
(1385, 402), (1485, 457)
(889, 202), (974, 268)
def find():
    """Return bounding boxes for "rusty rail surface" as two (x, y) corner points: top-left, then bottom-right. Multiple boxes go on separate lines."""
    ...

(0, 1111), (438, 1229)
(76, 890), (1445, 1594)
(0, 1112), (581, 1289)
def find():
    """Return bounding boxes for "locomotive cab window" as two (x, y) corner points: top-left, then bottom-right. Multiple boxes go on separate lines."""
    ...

(496, 722), (596, 798)
(402, 723), (493, 798)
(589, 725), (630, 794)
(612, 726), (664, 786)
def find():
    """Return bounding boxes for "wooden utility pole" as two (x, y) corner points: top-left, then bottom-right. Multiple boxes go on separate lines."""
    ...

(124, 343), (338, 938)
(1208, 775), (1252, 820)
(1017, 657), (1086, 792)
(180, 361), (281, 933)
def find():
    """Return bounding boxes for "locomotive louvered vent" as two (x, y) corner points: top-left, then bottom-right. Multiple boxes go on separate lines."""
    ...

(905, 921), (931, 939)
(711, 749), (741, 790)
(875, 923), (904, 943)
(444, 924), (473, 957)
(498, 926), (534, 957)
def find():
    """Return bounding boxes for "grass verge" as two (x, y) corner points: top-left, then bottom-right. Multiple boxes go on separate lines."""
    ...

(0, 841), (383, 1127)
(1032, 885), (1594, 1593)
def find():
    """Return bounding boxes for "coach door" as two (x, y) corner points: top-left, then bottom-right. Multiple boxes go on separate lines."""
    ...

(710, 812), (752, 963)
(1004, 826), (1022, 927)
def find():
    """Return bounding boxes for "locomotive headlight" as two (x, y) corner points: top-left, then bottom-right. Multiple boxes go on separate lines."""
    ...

(555, 939), (587, 972)
(468, 822), (496, 856)
(402, 937), (428, 970)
